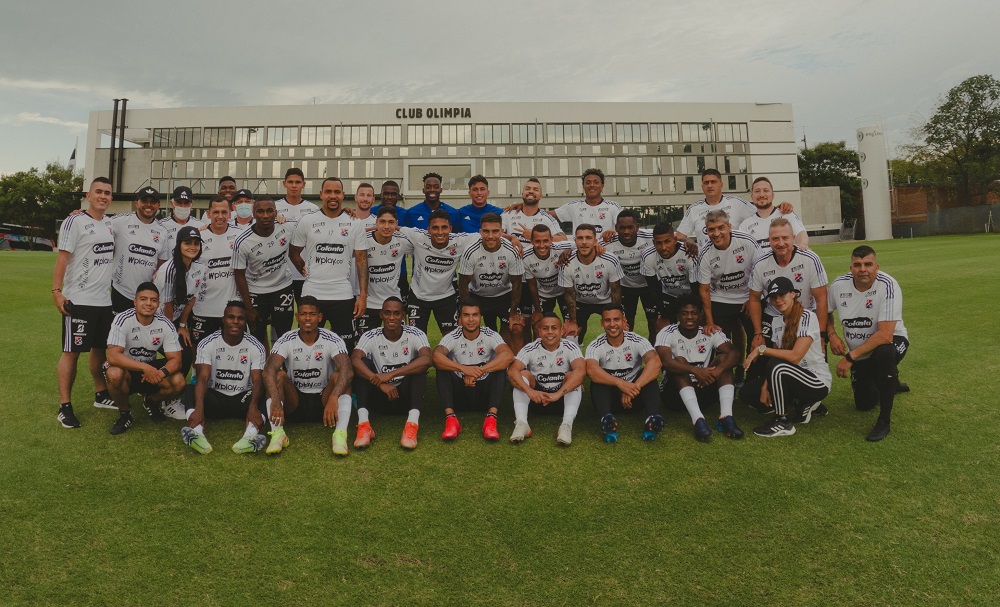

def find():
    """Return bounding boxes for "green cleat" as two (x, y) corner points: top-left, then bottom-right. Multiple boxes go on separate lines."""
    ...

(266, 428), (289, 455)
(181, 427), (213, 454)
(232, 433), (267, 454)
(332, 429), (349, 456)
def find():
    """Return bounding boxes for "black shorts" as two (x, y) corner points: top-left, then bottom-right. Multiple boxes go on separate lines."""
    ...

(407, 294), (457, 334)
(472, 293), (513, 332)
(199, 389), (256, 419)
(285, 389), (325, 423)
(106, 358), (169, 396)
(111, 288), (134, 315)
(574, 301), (610, 343)
(711, 301), (753, 348)
(316, 298), (357, 349)
(355, 307), (383, 336)
(62, 304), (113, 353)
(190, 314), (222, 346)
(250, 285), (295, 341)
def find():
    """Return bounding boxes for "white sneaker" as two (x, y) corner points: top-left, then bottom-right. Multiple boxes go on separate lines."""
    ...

(510, 420), (532, 442)
(556, 423), (573, 445)
(162, 398), (187, 420)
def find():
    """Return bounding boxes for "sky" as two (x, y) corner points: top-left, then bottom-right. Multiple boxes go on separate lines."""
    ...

(1, 0), (997, 176)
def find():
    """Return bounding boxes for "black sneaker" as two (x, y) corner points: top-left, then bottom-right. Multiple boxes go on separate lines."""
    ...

(93, 392), (117, 410)
(795, 402), (822, 424)
(716, 415), (744, 439)
(813, 403), (830, 417)
(896, 382), (910, 393)
(144, 397), (166, 422)
(693, 418), (712, 441)
(753, 417), (796, 438)
(57, 404), (81, 429)
(866, 420), (891, 442)
(109, 411), (134, 435)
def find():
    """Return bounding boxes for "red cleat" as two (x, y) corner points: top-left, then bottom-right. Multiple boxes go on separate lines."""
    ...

(482, 415), (500, 441)
(400, 421), (419, 449)
(442, 415), (461, 440)
(354, 421), (375, 448)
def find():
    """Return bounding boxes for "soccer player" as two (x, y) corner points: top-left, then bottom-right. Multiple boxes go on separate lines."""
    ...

(103, 282), (186, 435)
(263, 296), (354, 455)
(522, 224), (573, 321)
(738, 177), (808, 249)
(502, 178), (566, 246)
(603, 210), (655, 333)
(458, 213), (526, 345)
(233, 197), (294, 349)
(274, 168), (319, 301)
(162, 186), (205, 251)
(351, 297), (432, 449)
(457, 174), (504, 233)
(373, 180), (410, 299)
(676, 169), (757, 252)
(640, 222), (696, 331)
(655, 295), (742, 441)
(585, 306), (664, 442)
(110, 187), (170, 314)
(230, 188), (255, 230)
(190, 196), (241, 347)
(353, 182), (377, 228)
(217, 176), (238, 202)
(53, 177), (117, 427)
(357, 207), (413, 335)
(507, 313), (587, 445)
(826, 246), (910, 441)
(401, 172), (462, 230)
(554, 168), (622, 235)
(186, 300), (268, 455)
(289, 177), (369, 351)
(560, 224), (623, 343)
(433, 300), (515, 441)
(742, 277), (832, 438)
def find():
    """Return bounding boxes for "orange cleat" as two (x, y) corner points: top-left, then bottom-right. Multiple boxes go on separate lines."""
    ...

(354, 421), (375, 448)
(482, 414), (500, 441)
(442, 415), (461, 440)
(400, 421), (419, 449)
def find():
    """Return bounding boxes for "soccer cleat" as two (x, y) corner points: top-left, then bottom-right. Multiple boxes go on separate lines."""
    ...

(144, 396), (166, 423)
(400, 422), (419, 449)
(109, 411), (134, 435)
(693, 418), (712, 441)
(354, 421), (375, 448)
(556, 423), (573, 446)
(332, 429), (349, 455)
(866, 420), (891, 442)
(162, 398), (187, 421)
(265, 427), (288, 454)
(795, 402), (821, 424)
(600, 413), (619, 443)
(642, 414), (665, 442)
(753, 418), (796, 438)
(482, 415), (500, 441)
(897, 382), (910, 393)
(232, 434), (267, 454)
(93, 392), (117, 410)
(716, 415), (744, 439)
(181, 427), (213, 454)
(57, 404), (81, 429)
(509, 419), (532, 443)
(442, 415), (461, 440)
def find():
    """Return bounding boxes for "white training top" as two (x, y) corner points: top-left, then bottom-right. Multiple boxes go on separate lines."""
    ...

(354, 326), (430, 386)
(640, 242), (697, 298)
(553, 199), (622, 234)
(194, 330), (267, 395)
(523, 241), (574, 300)
(58, 211), (115, 307)
(271, 328), (349, 394)
(503, 208), (565, 244)
(769, 309), (833, 388)
(458, 239), (525, 298)
(559, 252), (624, 305)
(291, 210), (367, 301)
(655, 324), (731, 368)
(437, 326), (506, 379)
(750, 247), (828, 316)
(232, 224), (294, 294)
(107, 309), (182, 363)
(738, 209), (807, 248)
(364, 231), (414, 308)
(697, 231), (760, 305)
(584, 332), (654, 382)
(677, 196), (756, 249)
(401, 227), (478, 302)
(275, 198), (319, 281)
(515, 338), (583, 392)
(153, 259), (204, 321)
(193, 226), (241, 318)
(828, 271), (908, 359)
(604, 231), (654, 289)
(161, 215), (206, 251)
(110, 213), (170, 299)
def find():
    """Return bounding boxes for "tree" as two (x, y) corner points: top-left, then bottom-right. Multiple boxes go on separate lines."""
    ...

(0, 163), (83, 248)
(798, 141), (861, 219)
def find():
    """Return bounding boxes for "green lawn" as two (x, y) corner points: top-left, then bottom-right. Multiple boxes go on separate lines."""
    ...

(1, 235), (998, 606)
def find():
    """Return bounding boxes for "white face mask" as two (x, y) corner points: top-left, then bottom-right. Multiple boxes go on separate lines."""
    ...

(173, 205), (192, 221)
(235, 203), (253, 219)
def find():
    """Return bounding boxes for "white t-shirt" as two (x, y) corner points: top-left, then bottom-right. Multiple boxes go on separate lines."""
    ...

(584, 332), (654, 382)
(750, 247), (828, 316)
(58, 211), (115, 307)
(697, 231), (760, 305)
(271, 328), (348, 394)
(232, 225), (294, 294)
(275, 198), (320, 281)
(291, 210), (367, 301)
(604, 231), (653, 289)
(554, 199), (621, 234)
(559, 252), (624, 305)
(655, 324), (731, 370)
(437, 327), (506, 379)
(229, 219), (253, 231)
(677, 196), (756, 249)
(194, 330), (267, 395)
(354, 326), (430, 386)
(515, 338), (583, 392)
(364, 232), (414, 308)
(107, 309), (181, 363)
(401, 228), (478, 302)
(828, 271), (908, 359)
(522, 242), (573, 300)
(153, 259), (204, 321)
(503, 208), (565, 244)
(161, 215), (206, 251)
(769, 310), (833, 388)
(193, 226), (241, 318)
(640, 242), (696, 298)
(458, 239), (525, 298)
(110, 213), (170, 299)
(738, 209), (807, 248)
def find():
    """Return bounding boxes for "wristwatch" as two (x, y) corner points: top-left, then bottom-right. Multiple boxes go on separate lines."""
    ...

(757, 344), (767, 356)
(179, 322), (188, 329)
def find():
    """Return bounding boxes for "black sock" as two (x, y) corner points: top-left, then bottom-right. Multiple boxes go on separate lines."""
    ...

(95, 390), (110, 399)
(60, 402), (72, 408)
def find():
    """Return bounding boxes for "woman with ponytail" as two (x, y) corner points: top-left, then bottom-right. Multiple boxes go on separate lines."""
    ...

(153, 225), (204, 376)
(740, 276), (832, 438)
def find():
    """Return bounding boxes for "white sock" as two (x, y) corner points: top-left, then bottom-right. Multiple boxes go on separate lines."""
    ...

(185, 408), (194, 420)
(407, 409), (420, 424)
(679, 387), (704, 423)
(335, 394), (352, 431)
(242, 422), (257, 439)
(561, 388), (582, 425)
(266, 398), (282, 429)
(719, 384), (735, 418)
(193, 424), (204, 433)
(357, 407), (370, 424)
(512, 389), (531, 423)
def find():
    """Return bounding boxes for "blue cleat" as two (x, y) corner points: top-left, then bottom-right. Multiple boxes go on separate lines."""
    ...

(600, 413), (618, 443)
(693, 418), (712, 441)
(716, 415), (744, 439)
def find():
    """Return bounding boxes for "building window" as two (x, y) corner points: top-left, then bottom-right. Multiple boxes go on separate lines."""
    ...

(301, 126), (332, 146)
(441, 124), (473, 144)
(685, 176), (695, 192)
(152, 128), (201, 148)
(616, 123), (649, 143)
(729, 175), (738, 190)
(547, 124), (581, 144)
(716, 123), (749, 142)
(266, 127), (298, 146)
(581, 123), (613, 143)
(476, 124), (510, 144)
(407, 125), (439, 145)
(406, 164), (471, 191)
(335, 126), (369, 146)
(681, 123), (713, 143)
(512, 124), (542, 144)
(204, 128), (233, 147)
(235, 127), (264, 147)
(371, 125), (401, 145)
(650, 123), (680, 143)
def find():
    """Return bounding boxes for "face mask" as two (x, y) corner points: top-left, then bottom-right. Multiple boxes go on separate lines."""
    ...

(173, 206), (192, 221)
(235, 203), (253, 219)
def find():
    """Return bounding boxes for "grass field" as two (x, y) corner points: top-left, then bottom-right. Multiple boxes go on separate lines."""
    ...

(1, 235), (998, 606)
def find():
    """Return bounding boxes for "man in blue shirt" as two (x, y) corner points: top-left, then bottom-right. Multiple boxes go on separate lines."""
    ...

(371, 180), (407, 225)
(401, 173), (462, 230)
(458, 175), (504, 233)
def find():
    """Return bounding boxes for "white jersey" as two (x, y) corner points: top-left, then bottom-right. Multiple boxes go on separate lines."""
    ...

(356, 214), (377, 229)
(553, 199), (621, 234)
(107, 309), (181, 363)
(271, 328), (348, 394)
(161, 215), (205, 251)
(458, 239), (525, 298)
(58, 211), (115, 307)
(193, 226), (241, 318)
(604, 231), (653, 289)
(194, 330), (267, 395)
(400, 227), (478, 302)
(153, 259), (205, 321)
(364, 232), (414, 307)
(828, 272), (908, 359)
(738, 209), (806, 248)
(229, 219), (253, 231)
(523, 242), (573, 300)
(750, 247), (828, 316)
(502, 208), (565, 244)
(515, 338), (583, 392)
(640, 242), (696, 298)
(677, 196), (756, 249)
(655, 324), (730, 369)
(110, 213), (170, 299)
(275, 198), (320, 281)
(291, 210), (367, 301)
(232, 225), (294, 294)
(559, 252), (624, 305)
(769, 310), (832, 388)
(354, 326), (430, 386)
(438, 326), (506, 379)
(697, 231), (760, 305)
(584, 332), (653, 382)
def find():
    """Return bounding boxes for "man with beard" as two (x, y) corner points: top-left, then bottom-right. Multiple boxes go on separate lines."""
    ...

(602, 210), (654, 333)
(458, 213), (525, 348)
(640, 222), (696, 331)
(559, 224), (623, 344)
(738, 176), (808, 249)
(110, 187), (170, 314)
(502, 178), (566, 245)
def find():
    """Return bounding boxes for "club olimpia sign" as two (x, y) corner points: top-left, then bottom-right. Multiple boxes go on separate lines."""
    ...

(395, 107), (472, 120)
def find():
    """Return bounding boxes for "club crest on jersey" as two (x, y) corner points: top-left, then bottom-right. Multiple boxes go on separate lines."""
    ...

(403, 347), (409, 355)
(153, 234), (160, 243)
(279, 237), (287, 246)
(498, 262), (506, 269)
(624, 352), (633, 362)
(240, 355), (248, 364)
(392, 249), (399, 257)
(556, 357), (564, 367)
(736, 255), (744, 264)
(152, 337), (161, 346)
(341, 228), (350, 236)
(449, 247), (457, 255)
(313, 351), (324, 361)
(794, 273), (803, 282)
(596, 271), (603, 279)
(865, 299), (874, 309)
(599, 212), (606, 219)
(698, 345), (706, 353)
(74, 336), (83, 346)
(477, 347), (485, 356)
